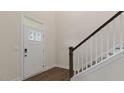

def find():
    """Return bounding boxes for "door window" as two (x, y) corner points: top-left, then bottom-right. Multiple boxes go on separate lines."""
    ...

(28, 31), (35, 41)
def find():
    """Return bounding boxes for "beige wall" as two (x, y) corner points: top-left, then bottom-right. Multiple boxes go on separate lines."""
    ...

(0, 12), (21, 80)
(56, 11), (117, 69)
(0, 12), (56, 80)
(0, 11), (119, 80)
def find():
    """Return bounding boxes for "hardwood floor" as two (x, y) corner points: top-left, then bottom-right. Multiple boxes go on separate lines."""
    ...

(25, 67), (70, 81)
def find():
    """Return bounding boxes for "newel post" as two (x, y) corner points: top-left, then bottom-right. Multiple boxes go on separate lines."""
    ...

(69, 47), (74, 79)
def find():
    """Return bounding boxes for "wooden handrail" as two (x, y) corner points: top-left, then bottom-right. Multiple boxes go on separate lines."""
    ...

(73, 11), (123, 51)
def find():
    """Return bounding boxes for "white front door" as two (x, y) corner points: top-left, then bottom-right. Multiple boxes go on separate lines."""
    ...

(23, 16), (44, 79)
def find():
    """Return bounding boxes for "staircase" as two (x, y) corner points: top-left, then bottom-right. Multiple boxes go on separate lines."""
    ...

(69, 11), (124, 80)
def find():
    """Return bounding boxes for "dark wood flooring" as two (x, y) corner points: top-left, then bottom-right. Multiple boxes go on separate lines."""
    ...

(25, 67), (70, 81)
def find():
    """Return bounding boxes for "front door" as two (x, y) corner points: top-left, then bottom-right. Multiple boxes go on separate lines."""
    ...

(23, 16), (44, 79)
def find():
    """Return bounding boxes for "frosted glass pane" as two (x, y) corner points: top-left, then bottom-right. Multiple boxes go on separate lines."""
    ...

(35, 32), (42, 41)
(28, 31), (35, 41)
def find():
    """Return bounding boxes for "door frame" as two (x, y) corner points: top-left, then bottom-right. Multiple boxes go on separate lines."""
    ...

(21, 13), (45, 80)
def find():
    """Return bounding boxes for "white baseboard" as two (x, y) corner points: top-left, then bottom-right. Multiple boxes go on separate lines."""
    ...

(11, 64), (69, 81)
(23, 64), (56, 80)
(56, 64), (69, 69)
(11, 64), (56, 81)
(11, 77), (22, 81)
(43, 64), (56, 72)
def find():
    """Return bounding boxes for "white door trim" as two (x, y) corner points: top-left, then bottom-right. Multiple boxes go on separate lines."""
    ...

(21, 12), (24, 80)
(20, 13), (45, 80)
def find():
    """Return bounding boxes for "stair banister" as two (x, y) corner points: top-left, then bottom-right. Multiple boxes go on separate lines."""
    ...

(69, 11), (123, 79)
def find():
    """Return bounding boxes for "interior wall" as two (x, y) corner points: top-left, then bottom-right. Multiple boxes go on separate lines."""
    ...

(0, 11), (120, 80)
(0, 11), (56, 80)
(0, 12), (21, 80)
(55, 11), (117, 69)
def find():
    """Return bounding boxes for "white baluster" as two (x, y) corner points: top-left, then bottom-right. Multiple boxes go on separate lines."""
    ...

(79, 47), (82, 73)
(107, 25), (110, 54)
(113, 20), (115, 54)
(76, 49), (79, 74)
(74, 50), (78, 75)
(85, 43), (88, 69)
(122, 13), (124, 48)
(81, 46), (84, 70)
(73, 50), (76, 75)
(101, 30), (103, 61)
(77, 49), (80, 74)
(95, 35), (98, 64)
(120, 14), (123, 49)
(90, 39), (92, 66)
